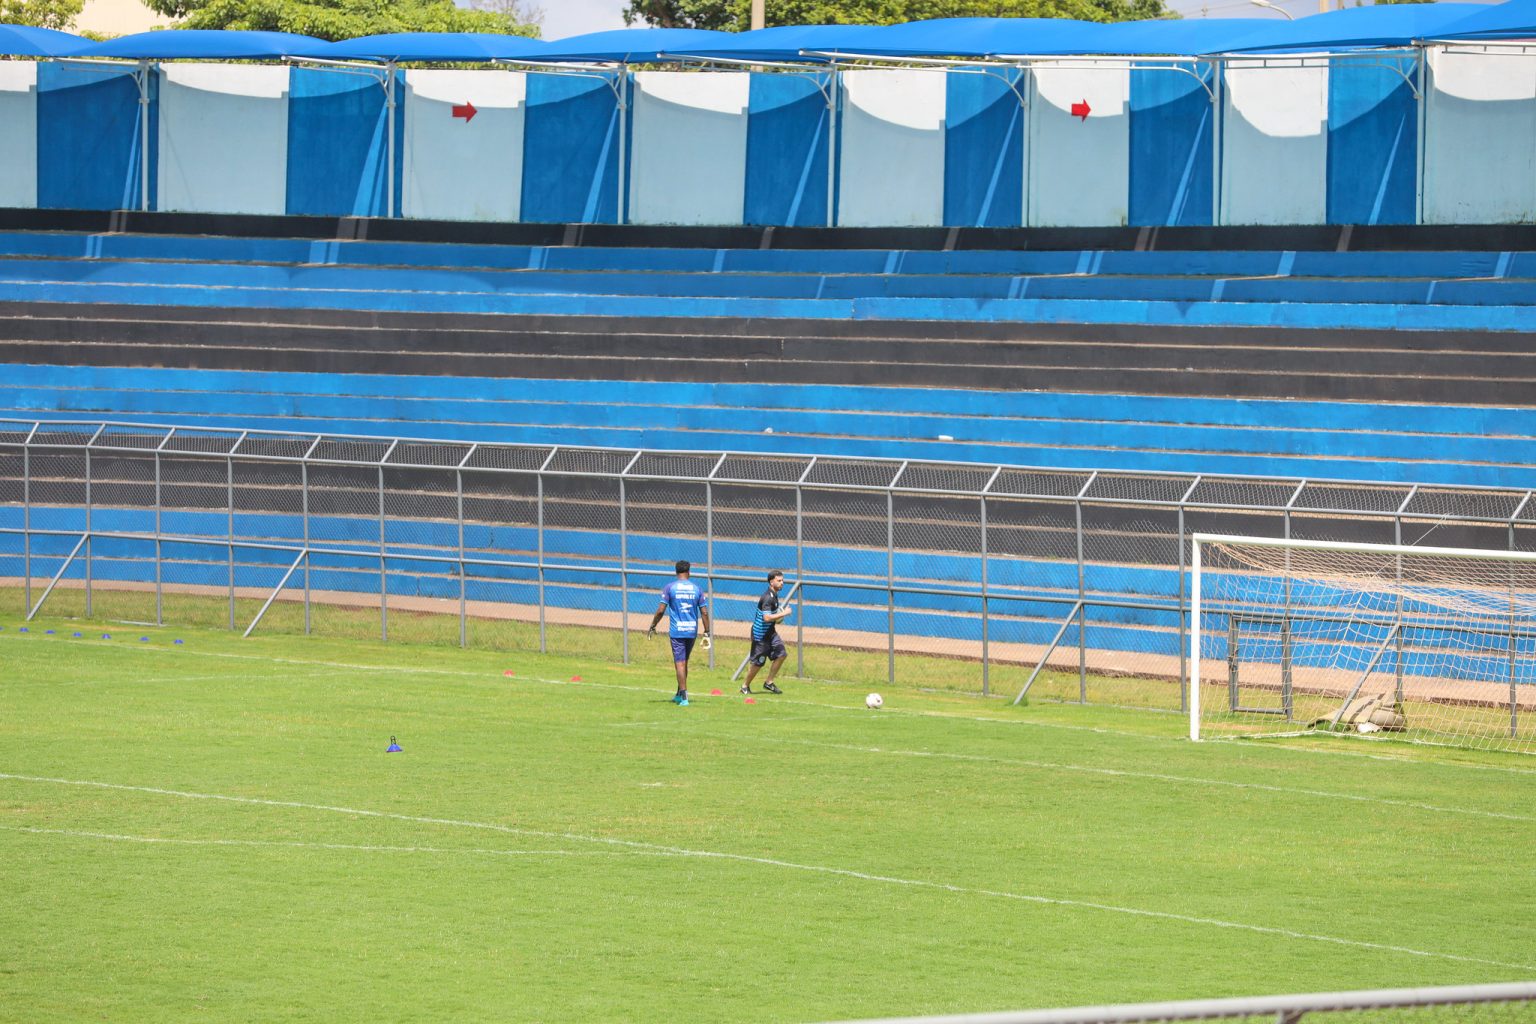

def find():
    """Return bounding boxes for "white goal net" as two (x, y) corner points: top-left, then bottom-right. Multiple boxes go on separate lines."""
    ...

(1190, 534), (1536, 754)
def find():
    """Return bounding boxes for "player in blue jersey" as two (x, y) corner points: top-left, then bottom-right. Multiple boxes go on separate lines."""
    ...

(741, 569), (791, 696)
(647, 560), (711, 706)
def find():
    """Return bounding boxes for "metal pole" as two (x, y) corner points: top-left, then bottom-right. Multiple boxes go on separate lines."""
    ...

(616, 71), (629, 225)
(887, 488), (895, 687)
(385, 62), (397, 219)
(620, 477), (629, 665)
(1211, 60), (1223, 227)
(706, 480), (715, 670)
(84, 444), (92, 617)
(1190, 537), (1202, 741)
(980, 493), (990, 696)
(1075, 494), (1086, 699)
(22, 436), (30, 615)
(1415, 48), (1427, 225)
(750, 0), (764, 30)
(537, 469), (546, 654)
(829, 72), (841, 228)
(796, 483), (804, 678)
(302, 460), (311, 635)
(138, 62), (151, 212)
(154, 449), (162, 626)
(458, 468), (467, 649)
(1177, 503), (1188, 712)
(378, 463), (387, 642)
(226, 452), (234, 630)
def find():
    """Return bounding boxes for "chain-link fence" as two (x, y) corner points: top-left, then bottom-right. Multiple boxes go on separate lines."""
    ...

(3, 418), (1533, 710)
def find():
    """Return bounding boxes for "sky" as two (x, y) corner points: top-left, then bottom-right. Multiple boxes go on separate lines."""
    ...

(541, 0), (628, 39)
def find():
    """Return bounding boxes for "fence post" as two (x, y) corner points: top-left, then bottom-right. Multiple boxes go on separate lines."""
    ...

(154, 447), (163, 626)
(226, 452), (235, 630)
(380, 461), (391, 642)
(980, 491), (989, 697)
(620, 476), (629, 665)
(1075, 492), (1086, 698)
(302, 459), (311, 635)
(706, 478), (715, 670)
(457, 465), (466, 649)
(887, 487), (895, 687)
(795, 482), (804, 679)
(537, 468), (546, 655)
(84, 442), (92, 617)
(22, 431), (30, 616)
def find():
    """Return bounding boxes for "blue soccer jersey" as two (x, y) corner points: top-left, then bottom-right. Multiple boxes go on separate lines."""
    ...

(660, 580), (706, 638)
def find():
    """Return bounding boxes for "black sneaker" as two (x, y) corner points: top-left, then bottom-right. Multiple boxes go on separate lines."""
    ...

(739, 685), (752, 695)
(763, 681), (782, 694)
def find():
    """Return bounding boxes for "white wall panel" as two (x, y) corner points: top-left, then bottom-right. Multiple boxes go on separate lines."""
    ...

(404, 69), (526, 222)
(628, 71), (749, 226)
(1423, 47), (1536, 225)
(158, 63), (288, 216)
(1220, 59), (1328, 226)
(1028, 62), (1129, 227)
(838, 70), (946, 227)
(0, 62), (38, 209)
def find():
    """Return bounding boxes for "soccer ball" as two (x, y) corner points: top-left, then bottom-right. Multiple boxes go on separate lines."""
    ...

(865, 693), (883, 710)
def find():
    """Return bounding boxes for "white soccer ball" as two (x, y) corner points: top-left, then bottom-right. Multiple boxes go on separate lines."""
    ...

(865, 693), (883, 710)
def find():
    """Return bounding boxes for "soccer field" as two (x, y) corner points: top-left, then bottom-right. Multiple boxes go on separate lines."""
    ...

(2, 620), (1533, 1024)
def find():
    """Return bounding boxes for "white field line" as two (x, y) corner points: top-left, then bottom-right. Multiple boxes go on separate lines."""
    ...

(1, 771), (1532, 974)
(0, 824), (660, 859)
(609, 723), (1536, 825)
(8, 633), (1536, 805)
(17, 632), (1536, 778)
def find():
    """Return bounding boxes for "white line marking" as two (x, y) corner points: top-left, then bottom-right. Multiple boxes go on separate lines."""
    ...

(1, 770), (1529, 973)
(0, 824), (658, 859)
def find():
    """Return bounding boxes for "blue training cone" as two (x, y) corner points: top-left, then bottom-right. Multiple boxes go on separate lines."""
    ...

(386, 736), (403, 753)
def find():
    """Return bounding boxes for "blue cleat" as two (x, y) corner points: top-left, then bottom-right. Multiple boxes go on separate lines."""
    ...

(671, 694), (689, 706)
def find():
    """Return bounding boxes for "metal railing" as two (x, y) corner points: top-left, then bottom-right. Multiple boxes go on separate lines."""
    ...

(3, 418), (1533, 707)
(819, 981), (1536, 1024)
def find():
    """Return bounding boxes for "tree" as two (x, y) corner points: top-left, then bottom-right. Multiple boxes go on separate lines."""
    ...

(0, 0), (86, 30)
(624, 0), (1172, 30)
(141, 0), (542, 41)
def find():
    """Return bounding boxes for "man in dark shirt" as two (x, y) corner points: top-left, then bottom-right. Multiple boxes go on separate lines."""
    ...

(741, 569), (792, 695)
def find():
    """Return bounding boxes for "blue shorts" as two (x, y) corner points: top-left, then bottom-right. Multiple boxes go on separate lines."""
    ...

(669, 636), (696, 662)
(750, 633), (786, 667)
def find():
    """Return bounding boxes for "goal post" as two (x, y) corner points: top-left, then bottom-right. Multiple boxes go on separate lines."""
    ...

(1190, 533), (1536, 754)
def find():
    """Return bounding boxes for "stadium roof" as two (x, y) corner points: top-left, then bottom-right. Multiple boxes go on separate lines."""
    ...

(1432, 0), (1536, 40)
(1219, 3), (1491, 54)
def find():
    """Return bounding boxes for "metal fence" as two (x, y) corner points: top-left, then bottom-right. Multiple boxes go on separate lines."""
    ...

(3, 418), (1534, 708)
(819, 981), (1536, 1024)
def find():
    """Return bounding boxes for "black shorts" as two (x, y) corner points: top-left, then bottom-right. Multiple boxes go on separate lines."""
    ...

(749, 633), (787, 667)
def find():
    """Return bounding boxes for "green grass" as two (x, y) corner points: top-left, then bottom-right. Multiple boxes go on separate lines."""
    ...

(2, 612), (1535, 1024)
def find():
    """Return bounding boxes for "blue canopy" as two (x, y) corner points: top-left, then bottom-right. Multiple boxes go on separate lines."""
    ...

(313, 32), (549, 63)
(660, 24), (869, 63)
(75, 29), (332, 60)
(1218, 3), (1488, 53)
(1090, 18), (1270, 57)
(866, 17), (1106, 58)
(0, 23), (88, 57)
(537, 28), (736, 63)
(1433, 0), (1536, 40)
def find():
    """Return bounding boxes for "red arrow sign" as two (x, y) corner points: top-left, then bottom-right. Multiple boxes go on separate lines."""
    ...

(1070, 100), (1091, 121)
(452, 101), (477, 123)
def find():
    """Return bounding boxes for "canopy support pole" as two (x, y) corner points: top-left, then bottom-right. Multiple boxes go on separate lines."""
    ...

(385, 61), (397, 219)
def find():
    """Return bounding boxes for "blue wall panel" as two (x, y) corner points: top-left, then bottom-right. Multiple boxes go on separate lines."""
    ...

(1327, 57), (1417, 226)
(36, 62), (156, 212)
(1128, 65), (1212, 227)
(285, 67), (402, 218)
(520, 71), (622, 224)
(744, 72), (830, 227)
(944, 67), (1024, 228)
